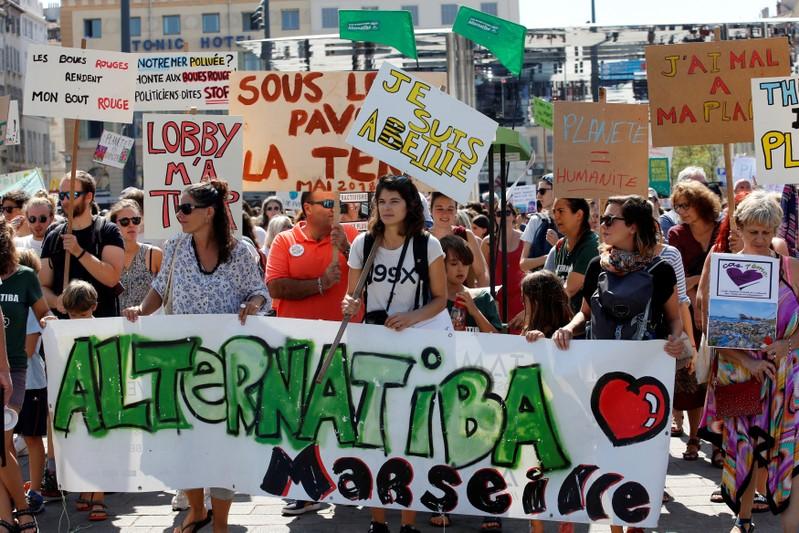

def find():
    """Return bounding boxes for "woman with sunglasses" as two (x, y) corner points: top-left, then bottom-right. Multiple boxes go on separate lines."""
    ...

(667, 180), (721, 462)
(259, 196), (284, 228)
(108, 199), (163, 311)
(123, 180), (268, 533)
(481, 203), (525, 333)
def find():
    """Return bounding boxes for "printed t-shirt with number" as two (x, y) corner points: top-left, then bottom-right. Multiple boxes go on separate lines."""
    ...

(551, 231), (599, 313)
(266, 222), (359, 321)
(0, 266), (42, 370)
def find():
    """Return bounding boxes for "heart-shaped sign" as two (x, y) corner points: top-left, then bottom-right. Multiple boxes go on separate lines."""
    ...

(591, 372), (669, 447)
(726, 267), (763, 288)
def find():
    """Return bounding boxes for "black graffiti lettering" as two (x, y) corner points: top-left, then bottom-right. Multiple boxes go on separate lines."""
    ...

(466, 468), (511, 514)
(376, 458), (413, 506)
(557, 464), (599, 515)
(420, 465), (461, 513)
(611, 481), (650, 524)
(332, 457), (372, 501)
(586, 473), (623, 521)
(260, 444), (335, 501)
(522, 468), (548, 515)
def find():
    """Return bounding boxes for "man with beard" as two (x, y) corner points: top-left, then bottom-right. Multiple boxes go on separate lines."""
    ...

(39, 171), (124, 318)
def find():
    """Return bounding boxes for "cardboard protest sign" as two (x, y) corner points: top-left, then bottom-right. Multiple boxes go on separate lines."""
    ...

(707, 252), (779, 349)
(751, 76), (799, 185)
(532, 97), (553, 129)
(44, 315), (674, 527)
(23, 44), (135, 123)
(553, 101), (648, 198)
(142, 114), (243, 239)
(136, 52), (238, 111)
(0, 168), (46, 197)
(229, 70), (446, 193)
(509, 184), (537, 213)
(347, 63), (497, 204)
(646, 38), (790, 147)
(93, 130), (134, 169)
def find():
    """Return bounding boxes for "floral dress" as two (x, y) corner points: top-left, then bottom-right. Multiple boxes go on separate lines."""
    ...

(703, 255), (799, 514)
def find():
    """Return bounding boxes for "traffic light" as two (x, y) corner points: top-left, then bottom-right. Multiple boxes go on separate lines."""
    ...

(251, 0), (264, 30)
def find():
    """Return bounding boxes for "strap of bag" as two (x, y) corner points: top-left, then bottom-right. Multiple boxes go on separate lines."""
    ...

(412, 234), (430, 309)
(385, 237), (411, 315)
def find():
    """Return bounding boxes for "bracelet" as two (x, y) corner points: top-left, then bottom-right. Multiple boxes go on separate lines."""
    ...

(76, 249), (86, 260)
(317, 277), (323, 295)
(789, 337), (793, 355)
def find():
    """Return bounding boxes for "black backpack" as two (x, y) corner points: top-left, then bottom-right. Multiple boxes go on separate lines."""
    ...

(588, 258), (664, 340)
(527, 213), (559, 260)
(362, 232), (431, 311)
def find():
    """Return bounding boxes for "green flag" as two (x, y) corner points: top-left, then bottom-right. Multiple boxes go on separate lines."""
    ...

(339, 10), (417, 59)
(452, 6), (526, 76)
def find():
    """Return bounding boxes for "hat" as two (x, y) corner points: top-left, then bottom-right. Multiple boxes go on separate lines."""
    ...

(648, 187), (658, 199)
(540, 173), (554, 185)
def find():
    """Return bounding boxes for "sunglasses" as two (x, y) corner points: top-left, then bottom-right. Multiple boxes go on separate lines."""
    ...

(306, 199), (335, 209)
(1, 206), (18, 214)
(536, 188), (551, 195)
(27, 215), (49, 224)
(116, 216), (142, 227)
(600, 215), (625, 227)
(175, 203), (210, 215)
(265, 205), (282, 211)
(58, 191), (85, 201)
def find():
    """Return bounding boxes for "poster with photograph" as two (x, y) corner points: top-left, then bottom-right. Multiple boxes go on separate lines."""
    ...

(93, 130), (134, 169)
(707, 253), (779, 349)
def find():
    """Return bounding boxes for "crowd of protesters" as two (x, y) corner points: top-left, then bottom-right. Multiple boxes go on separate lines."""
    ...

(0, 167), (796, 533)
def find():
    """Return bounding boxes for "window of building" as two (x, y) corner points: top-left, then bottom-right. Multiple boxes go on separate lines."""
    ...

(321, 8), (338, 29)
(202, 13), (220, 33)
(480, 3), (498, 15)
(554, 61), (563, 74)
(546, 135), (553, 153)
(242, 12), (256, 32)
(83, 18), (101, 38)
(163, 15), (180, 35)
(401, 5), (418, 25)
(130, 17), (141, 37)
(441, 4), (458, 25)
(281, 9), (300, 31)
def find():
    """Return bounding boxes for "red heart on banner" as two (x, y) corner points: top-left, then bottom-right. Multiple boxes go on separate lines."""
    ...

(590, 372), (670, 447)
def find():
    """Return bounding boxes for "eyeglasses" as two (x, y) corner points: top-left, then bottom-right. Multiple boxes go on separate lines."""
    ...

(600, 215), (625, 227)
(1, 206), (18, 214)
(536, 188), (551, 195)
(306, 199), (335, 209)
(673, 202), (691, 211)
(27, 215), (49, 224)
(175, 203), (210, 215)
(58, 191), (85, 201)
(116, 216), (142, 227)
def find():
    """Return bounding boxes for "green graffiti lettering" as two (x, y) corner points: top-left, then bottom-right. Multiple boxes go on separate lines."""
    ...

(53, 338), (104, 435)
(439, 369), (505, 468)
(181, 348), (226, 423)
(95, 336), (150, 430)
(222, 336), (269, 436)
(405, 385), (436, 457)
(298, 344), (356, 445)
(493, 365), (571, 471)
(351, 353), (415, 452)
(256, 340), (310, 440)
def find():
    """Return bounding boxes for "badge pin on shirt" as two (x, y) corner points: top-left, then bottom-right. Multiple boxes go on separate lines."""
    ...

(289, 244), (305, 257)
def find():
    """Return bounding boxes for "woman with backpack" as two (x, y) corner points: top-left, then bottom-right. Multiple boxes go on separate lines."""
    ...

(342, 175), (448, 533)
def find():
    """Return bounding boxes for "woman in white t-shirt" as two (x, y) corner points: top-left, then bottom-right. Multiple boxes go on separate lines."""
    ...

(342, 175), (447, 533)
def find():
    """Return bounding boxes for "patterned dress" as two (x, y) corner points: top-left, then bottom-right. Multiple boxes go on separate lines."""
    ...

(119, 245), (154, 310)
(703, 255), (799, 514)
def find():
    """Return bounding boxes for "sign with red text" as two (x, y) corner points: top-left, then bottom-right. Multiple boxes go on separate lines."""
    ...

(23, 44), (135, 123)
(135, 52), (238, 111)
(553, 101), (649, 197)
(346, 63), (497, 204)
(752, 76), (799, 186)
(646, 38), (790, 147)
(143, 114), (243, 239)
(229, 70), (447, 192)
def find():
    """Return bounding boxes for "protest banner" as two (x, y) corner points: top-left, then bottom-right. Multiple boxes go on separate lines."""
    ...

(707, 252), (779, 349)
(553, 101), (648, 198)
(43, 315), (674, 528)
(751, 76), (799, 186)
(23, 44), (135, 123)
(509, 184), (537, 213)
(646, 38), (790, 147)
(648, 158), (670, 198)
(135, 52), (238, 111)
(0, 98), (20, 147)
(0, 168), (46, 197)
(733, 155), (756, 182)
(347, 63), (497, 204)
(532, 97), (553, 129)
(229, 70), (446, 193)
(93, 130), (134, 169)
(142, 114), (243, 239)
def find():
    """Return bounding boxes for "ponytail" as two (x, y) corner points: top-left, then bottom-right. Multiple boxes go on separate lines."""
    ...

(185, 180), (235, 264)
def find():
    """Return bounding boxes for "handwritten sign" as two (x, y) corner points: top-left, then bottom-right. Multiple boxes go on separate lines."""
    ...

(135, 52), (238, 111)
(142, 114), (243, 239)
(707, 252), (779, 349)
(23, 44), (135, 123)
(646, 38), (790, 147)
(751, 76), (799, 185)
(93, 130), (134, 169)
(347, 63), (497, 204)
(229, 70), (447, 193)
(553, 101), (648, 198)
(0, 99), (20, 146)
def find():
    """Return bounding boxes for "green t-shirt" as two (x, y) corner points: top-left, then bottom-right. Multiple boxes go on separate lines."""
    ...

(0, 266), (43, 369)
(447, 288), (503, 331)
(552, 231), (599, 313)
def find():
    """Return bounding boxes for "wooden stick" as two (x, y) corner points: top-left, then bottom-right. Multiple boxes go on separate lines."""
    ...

(63, 38), (87, 289)
(599, 87), (606, 103)
(724, 143), (736, 229)
(316, 235), (382, 383)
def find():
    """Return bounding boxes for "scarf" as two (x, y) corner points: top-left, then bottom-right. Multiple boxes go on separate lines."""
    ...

(599, 247), (653, 274)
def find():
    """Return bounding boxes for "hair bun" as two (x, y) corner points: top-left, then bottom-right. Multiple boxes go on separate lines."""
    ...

(208, 179), (229, 201)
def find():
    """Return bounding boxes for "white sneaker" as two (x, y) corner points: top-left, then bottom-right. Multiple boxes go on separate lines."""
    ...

(13, 435), (27, 457)
(171, 490), (189, 511)
(281, 500), (322, 515)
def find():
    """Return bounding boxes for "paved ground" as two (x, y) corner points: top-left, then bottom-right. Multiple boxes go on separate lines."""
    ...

(28, 436), (779, 532)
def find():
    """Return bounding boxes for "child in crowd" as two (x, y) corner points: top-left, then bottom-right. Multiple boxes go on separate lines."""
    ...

(521, 270), (574, 533)
(440, 235), (502, 333)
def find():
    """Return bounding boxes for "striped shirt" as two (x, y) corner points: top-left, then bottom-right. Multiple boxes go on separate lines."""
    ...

(659, 244), (689, 304)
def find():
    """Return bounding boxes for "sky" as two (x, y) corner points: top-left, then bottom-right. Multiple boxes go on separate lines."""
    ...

(520, 0), (770, 28)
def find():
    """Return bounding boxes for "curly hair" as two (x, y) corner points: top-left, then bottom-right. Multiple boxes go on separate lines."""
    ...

(521, 270), (573, 337)
(0, 220), (18, 275)
(184, 180), (235, 265)
(671, 180), (721, 224)
(367, 175), (425, 238)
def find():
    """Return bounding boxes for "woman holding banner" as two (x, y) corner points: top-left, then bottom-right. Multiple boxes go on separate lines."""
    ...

(122, 179), (268, 533)
(342, 175), (448, 533)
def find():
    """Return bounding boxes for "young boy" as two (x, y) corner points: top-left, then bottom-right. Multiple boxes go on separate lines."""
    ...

(440, 235), (502, 333)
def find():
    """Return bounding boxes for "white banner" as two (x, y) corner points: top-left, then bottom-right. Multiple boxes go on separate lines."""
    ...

(93, 130), (134, 169)
(752, 76), (799, 185)
(136, 52), (238, 111)
(43, 315), (674, 528)
(346, 63), (497, 204)
(142, 114), (243, 239)
(23, 45), (135, 123)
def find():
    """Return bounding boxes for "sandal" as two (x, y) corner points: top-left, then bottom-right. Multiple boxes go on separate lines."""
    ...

(176, 509), (212, 532)
(732, 517), (755, 532)
(88, 501), (108, 521)
(753, 492), (769, 514)
(0, 520), (15, 532)
(429, 513), (451, 527)
(14, 509), (38, 532)
(670, 420), (684, 437)
(480, 516), (502, 532)
(662, 491), (673, 504)
(710, 488), (725, 503)
(75, 497), (90, 512)
(683, 438), (700, 461)
(711, 446), (725, 469)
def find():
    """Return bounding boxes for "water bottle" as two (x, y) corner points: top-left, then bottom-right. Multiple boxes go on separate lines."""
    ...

(450, 301), (467, 331)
